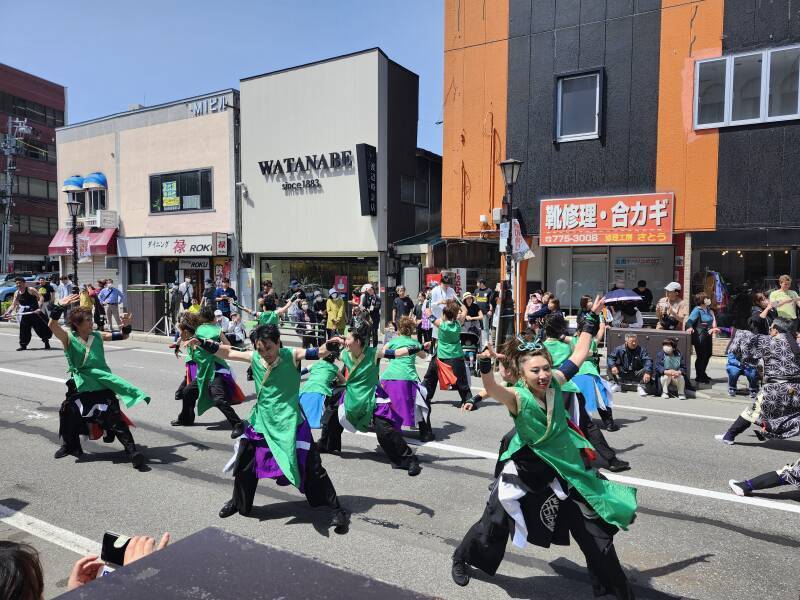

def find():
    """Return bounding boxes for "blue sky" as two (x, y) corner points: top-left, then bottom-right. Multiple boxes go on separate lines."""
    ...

(3, 1), (444, 154)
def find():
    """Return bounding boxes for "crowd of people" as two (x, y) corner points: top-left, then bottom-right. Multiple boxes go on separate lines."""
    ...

(4, 272), (800, 599)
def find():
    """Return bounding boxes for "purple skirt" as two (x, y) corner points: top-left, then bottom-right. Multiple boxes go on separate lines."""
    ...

(186, 362), (240, 399)
(378, 379), (424, 430)
(245, 421), (313, 492)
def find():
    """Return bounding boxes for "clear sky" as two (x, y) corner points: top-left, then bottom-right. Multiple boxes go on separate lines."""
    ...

(3, 0), (444, 154)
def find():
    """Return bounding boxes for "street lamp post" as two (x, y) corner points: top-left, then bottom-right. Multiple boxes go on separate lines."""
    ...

(498, 158), (523, 342)
(66, 195), (81, 289)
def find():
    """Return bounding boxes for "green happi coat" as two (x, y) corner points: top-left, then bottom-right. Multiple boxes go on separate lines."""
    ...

(380, 335), (420, 381)
(500, 380), (637, 530)
(257, 311), (280, 326)
(542, 339), (580, 393)
(341, 347), (379, 432)
(65, 331), (149, 408)
(185, 323), (231, 415)
(249, 347), (304, 488)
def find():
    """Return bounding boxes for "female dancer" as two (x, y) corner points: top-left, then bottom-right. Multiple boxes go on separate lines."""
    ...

(172, 312), (245, 437)
(451, 297), (638, 599)
(729, 458), (800, 496)
(715, 319), (800, 444)
(299, 350), (342, 428)
(379, 315), (430, 439)
(421, 300), (472, 440)
(541, 314), (629, 473)
(572, 301), (617, 431)
(238, 296), (295, 327)
(48, 295), (149, 470)
(189, 324), (349, 532)
(318, 319), (426, 476)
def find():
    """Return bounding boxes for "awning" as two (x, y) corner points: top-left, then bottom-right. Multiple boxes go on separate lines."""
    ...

(48, 228), (117, 256)
(62, 175), (84, 192)
(82, 172), (107, 190)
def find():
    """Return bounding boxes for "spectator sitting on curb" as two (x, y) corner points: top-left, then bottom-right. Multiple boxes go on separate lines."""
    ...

(607, 333), (653, 396)
(654, 337), (688, 399)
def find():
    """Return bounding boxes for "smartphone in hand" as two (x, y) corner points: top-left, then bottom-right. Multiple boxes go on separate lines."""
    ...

(101, 532), (131, 566)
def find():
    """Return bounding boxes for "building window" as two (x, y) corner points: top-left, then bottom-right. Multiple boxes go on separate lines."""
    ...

(86, 189), (107, 216)
(555, 71), (602, 142)
(400, 175), (415, 205)
(29, 216), (49, 235)
(149, 169), (212, 213)
(695, 45), (800, 129)
(0, 92), (64, 127)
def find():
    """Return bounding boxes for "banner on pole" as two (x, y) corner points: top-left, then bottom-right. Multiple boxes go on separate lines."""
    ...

(77, 236), (91, 264)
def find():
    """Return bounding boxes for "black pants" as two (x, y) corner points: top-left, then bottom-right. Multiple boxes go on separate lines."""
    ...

(453, 487), (633, 599)
(230, 435), (340, 515)
(416, 326), (432, 346)
(58, 392), (137, 456)
(19, 312), (51, 348)
(423, 354), (473, 408)
(370, 318), (379, 347)
(693, 335), (713, 381)
(608, 368), (648, 388)
(318, 394), (343, 453)
(577, 394), (617, 463)
(174, 375), (242, 427)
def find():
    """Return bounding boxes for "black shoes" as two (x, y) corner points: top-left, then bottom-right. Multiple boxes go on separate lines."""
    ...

(54, 445), (82, 459)
(407, 455), (422, 477)
(16, 346), (26, 351)
(131, 452), (146, 470)
(43, 340), (50, 350)
(219, 499), (238, 519)
(170, 418), (193, 427)
(331, 509), (349, 534)
(103, 431), (116, 444)
(451, 560), (471, 586)
(418, 425), (435, 443)
(607, 457), (631, 473)
(231, 422), (245, 439)
(603, 420), (620, 432)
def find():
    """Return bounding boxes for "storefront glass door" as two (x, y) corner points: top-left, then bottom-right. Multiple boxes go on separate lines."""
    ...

(572, 254), (608, 309)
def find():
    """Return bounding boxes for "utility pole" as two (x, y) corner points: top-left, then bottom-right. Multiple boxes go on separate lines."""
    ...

(1, 116), (32, 274)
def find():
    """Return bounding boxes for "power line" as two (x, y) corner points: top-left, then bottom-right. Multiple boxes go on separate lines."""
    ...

(1, 117), (33, 274)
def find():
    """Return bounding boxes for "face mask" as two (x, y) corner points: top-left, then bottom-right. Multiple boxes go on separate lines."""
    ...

(662, 345), (673, 354)
(330, 293), (338, 299)
(704, 299), (711, 306)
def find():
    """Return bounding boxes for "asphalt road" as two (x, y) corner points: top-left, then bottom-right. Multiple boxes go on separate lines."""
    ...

(0, 330), (798, 599)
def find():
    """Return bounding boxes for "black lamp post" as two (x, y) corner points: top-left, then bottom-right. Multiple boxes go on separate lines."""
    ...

(498, 158), (523, 341)
(66, 195), (81, 289)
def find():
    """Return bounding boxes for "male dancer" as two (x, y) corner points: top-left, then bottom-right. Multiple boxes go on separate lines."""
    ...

(48, 295), (149, 470)
(4, 277), (52, 351)
(189, 324), (349, 533)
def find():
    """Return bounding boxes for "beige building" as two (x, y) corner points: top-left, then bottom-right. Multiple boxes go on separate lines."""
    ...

(51, 89), (239, 292)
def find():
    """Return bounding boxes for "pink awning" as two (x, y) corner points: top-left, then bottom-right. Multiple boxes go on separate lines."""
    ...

(48, 228), (117, 256)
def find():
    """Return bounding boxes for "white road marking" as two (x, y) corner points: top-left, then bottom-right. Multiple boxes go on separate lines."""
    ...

(358, 432), (800, 514)
(0, 503), (101, 556)
(0, 367), (64, 384)
(612, 404), (732, 422)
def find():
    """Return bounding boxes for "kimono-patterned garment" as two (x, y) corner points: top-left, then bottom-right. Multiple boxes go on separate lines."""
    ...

(743, 330), (800, 439)
(779, 458), (800, 488)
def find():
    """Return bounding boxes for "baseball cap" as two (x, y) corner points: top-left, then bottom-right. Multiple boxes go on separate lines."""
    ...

(214, 309), (223, 316)
(360, 283), (373, 293)
(664, 282), (681, 292)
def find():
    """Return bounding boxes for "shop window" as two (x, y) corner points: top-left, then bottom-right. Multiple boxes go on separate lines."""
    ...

(86, 189), (107, 216)
(149, 169), (212, 213)
(696, 44), (800, 129)
(555, 70), (602, 142)
(768, 47), (800, 118)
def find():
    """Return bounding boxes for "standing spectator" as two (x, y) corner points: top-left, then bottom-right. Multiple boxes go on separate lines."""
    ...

(214, 278), (237, 317)
(311, 290), (327, 345)
(257, 280), (276, 309)
(3, 277), (51, 350)
(656, 282), (689, 330)
(768, 274), (800, 329)
(98, 278), (125, 332)
(461, 292), (484, 340)
(607, 333), (653, 396)
(654, 337), (688, 399)
(609, 301), (644, 328)
(57, 274), (73, 302)
(429, 275), (458, 342)
(296, 299), (319, 348)
(201, 279), (216, 308)
(360, 283), (382, 347)
(177, 276), (194, 310)
(524, 292), (543, 325)
(473, 278), (494, 344)
(685, 292), (720, 384)
(414, 291), (433, 348)
(36, 276), (55, 317)
(325, 288), (345, 338)
(749, 292), (777, 335)
(392, 285), (414, 326)
(634, 280), (654, 311)
(284, 279), (306, 303)
(90, 281), (105, 330)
